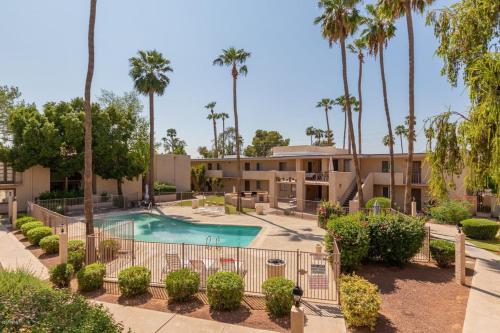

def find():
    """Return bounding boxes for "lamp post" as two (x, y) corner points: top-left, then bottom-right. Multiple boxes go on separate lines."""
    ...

(292, 285), (303, 308)
(291, 285), (304, 333)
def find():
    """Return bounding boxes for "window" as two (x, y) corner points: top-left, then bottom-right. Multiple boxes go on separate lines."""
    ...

(279, 162), (286, 171)
(307, 161), (313, 173)
(207, 163), (212, 170)
(344, 160), (351, 172)
(383, 186), (390, 198)
(256, 163), (261, 171)
(382, 161), (390, 173)
(216, 163), (220, 170)
(244, 180), (250, 191)
(256, 180), (261, 190)
(244, 162), (250, 171)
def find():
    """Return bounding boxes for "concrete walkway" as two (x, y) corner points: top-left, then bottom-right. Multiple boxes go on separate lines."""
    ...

(427, 223), (500, 333)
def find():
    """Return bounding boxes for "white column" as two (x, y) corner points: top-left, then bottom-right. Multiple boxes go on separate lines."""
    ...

(411, 201), (417, 216)
(59, 229), (68, 264)
(8, 193), (13, 223)
(291, 306), (304, 333)
(455, 232), (465, 285)
(12, 199), (17, 229)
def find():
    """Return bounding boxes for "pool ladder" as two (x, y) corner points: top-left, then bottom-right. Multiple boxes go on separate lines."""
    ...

(206, 236), (220, 249)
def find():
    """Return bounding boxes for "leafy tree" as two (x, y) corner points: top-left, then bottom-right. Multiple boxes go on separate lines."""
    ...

(197, 146), (214, 159)
(244, 130), (290, 157)
(161, 128), (186, 155)
(213, 47), (251, 211)
(129, 50), (173, 203)
(348, 38), (367, 153)
(0, 85), (22, 145)
(315, 98), (335, 145)
(217, 112), (230, 157)
(205, 102), (219, 157)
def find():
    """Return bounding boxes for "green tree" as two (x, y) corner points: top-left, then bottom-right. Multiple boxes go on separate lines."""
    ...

(315, 98), (335, 145)
(394, 124), (408, 153)
(217, 112), (230, 157)
(205, 102), (219, 157)
(161, 128), (187, 155)
(0, 85), (22, 145)
(363, 3), (397, 207)
(244, 130), (290, 157)
(213, 47), (251, 211)
(314, 128), (325, 146)
(130, 117), (150, 197)
(306, 126), (315, 145)
(334, 95), (359, 152)
(129, 50), (173, 203)
(348, 38), (367, 153)
(197, 146), (214, 159)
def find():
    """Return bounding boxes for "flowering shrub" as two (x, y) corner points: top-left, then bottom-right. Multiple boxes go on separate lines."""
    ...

(318, 200), (344, 229)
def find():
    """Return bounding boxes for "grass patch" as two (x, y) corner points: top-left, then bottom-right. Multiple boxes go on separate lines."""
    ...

(466, 237), (500, 254)
(175, 195), (255, 214)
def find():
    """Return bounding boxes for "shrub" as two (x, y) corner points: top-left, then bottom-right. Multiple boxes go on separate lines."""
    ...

(68, 249), (86, 272)
(27, 226), (53, 246)
(461, 218), (500, 240)
(430, 240), (455, 268)
(0, 268), (50, 295)
(317, 200), (344, 229)
(15, 216), (36, 229)
(118, 266), (151, 297)
(340, 274), (381, 331)
(39, 235), (60, 254)
(206, 272), (244, 311)
(69, 239), (85, 252)
(261, 277), (295, 317)
(165, 268), (200, 302)
(430, 200), (472, 224)
(20, 221), (44, 236)
(38, 189), (84, 200)
(154, 182), (176, 194)
(367, 214), (426, 265)
(325, 214), (369, 271)
(77, 263), (106, 292)
(99, 239), (119, 262)
(365, 197), (391, 209)
(49, 263), (74, 288)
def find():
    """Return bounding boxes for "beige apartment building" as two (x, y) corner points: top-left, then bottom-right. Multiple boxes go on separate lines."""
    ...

(192, 145), (468, 213)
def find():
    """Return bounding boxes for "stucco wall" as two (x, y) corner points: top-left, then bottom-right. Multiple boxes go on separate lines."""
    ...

(12, 166), (50, 211)
(154, 154), (191, 192)
(94, 176), (142, 196)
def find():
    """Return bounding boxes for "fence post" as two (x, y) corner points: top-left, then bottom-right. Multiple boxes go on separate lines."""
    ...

(455, 231), (466, 285)
(59, 225), (68, 264)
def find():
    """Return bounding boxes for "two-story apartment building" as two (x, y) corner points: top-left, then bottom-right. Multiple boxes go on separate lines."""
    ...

(192, 145), (467, 213)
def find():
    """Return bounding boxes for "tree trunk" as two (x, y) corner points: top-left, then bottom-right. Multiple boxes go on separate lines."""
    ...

(222, 118), (225, 158)
(64, 177), (68, 192)
(400, 135), (404, 154)
(340, 36), (364, 207)
(343, 111), (346, 150)
(212, 111), (218, 158)
(404, 4), (415, 214)
(325, 108), (332, 145)
(379, 45), (396, 209)
(357, 52), (363, 154)
(117, 178), (123, 195)
(232, 64), (242, 212)
(148, 90), (155, 204)
(310, 135), (313, 145)
(84, 0), (97, 235)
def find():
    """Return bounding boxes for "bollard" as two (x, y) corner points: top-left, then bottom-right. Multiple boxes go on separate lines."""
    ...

(59, 228), (68, 264)
(411, 201), (417, 217)
(8, 194), (12, 224)
(192, 199), (199, 209)
(291, 306), (305, 333)
(12, 199), (17, 229)
(455, 232), (465, 285)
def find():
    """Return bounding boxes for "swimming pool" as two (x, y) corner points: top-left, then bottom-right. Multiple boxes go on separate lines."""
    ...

(97, 213), (261, 247)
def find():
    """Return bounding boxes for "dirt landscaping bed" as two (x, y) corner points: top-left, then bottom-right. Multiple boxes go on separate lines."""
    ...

(350, 261), (475, 333)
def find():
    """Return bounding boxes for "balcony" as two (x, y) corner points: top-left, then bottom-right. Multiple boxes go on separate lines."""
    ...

(205, 170), (223, 178)
(305, 172), (329, 184)
(372, 172), (404, 186)
(275, 171), (297, 183)
(411, 173), (427, 185)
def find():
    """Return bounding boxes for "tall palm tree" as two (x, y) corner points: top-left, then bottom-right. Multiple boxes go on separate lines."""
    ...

(315, 0), (364, 207)
(315, 98), (335, 145)
(218, 112), (229, 157)
(394, 124), (408, 153)
(314, 128), (325, 145)
(334, 94), (359, 153)
(205, 102), (218, 157)
(213, 47), (251, 212)
(348, 38), (367, 153)
(84, 0), (97, 235)
(379, 0), (434, 213)
(306, 126), (315, 145)
(363, 3), (397, 208)
(129, 50), (173, 204)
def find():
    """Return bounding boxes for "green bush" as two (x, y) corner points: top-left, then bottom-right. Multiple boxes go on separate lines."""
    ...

(77, 263), (106, 292)
(206, 272), (244, 311)
(165, 268), (200, 302)
(99, 239), (119, 262)
(325, 213), (369, 271)
(27, 226), (53, 246)
(367, 214), (426, 265)
(365, 197), (391, 209)
(340, 274), (381, 331)
(68, 240), (86, 272)
(38, 189), (84, 200)
(20, 221), (44, 236)
(430, 200), (472, 224)
(154, 182), (177, 194)
(15, 216), (36, 229)
(39, 235), (60, 254)
(461, 218), (500, 240)
(317, 200), (344, 229)
(112, 196), (125, 208)
(0, 268), (50, 295)
(118, 266), (151, 297)
(430, 240), (455, 268)
(69, 239), (85, 252)
(49, 263), (74, 288)
(261, 277), (295, 317)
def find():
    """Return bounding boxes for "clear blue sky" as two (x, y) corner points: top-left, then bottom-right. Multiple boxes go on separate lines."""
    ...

(0, 0), (468, 157)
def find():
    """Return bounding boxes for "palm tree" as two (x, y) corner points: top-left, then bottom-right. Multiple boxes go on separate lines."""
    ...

(379, 0), (435, 213)
(382, 134), (395, 147)
(205, 102), (218, 157)
(83, 0), (97, 235)
(213, 47), (251, 212)
(306, 126), (315, 145)
(348, 38), (367, 153)
(315, 99), (335, 145)
(218, 112), (229, 157)
(129, 50), (173, 204)
(315, 0), (364, 206)
(394, 124), (408, 153)
(334, 94), (359, 153)
(314, 128), (325, 145)
(363, 3), (397, 208)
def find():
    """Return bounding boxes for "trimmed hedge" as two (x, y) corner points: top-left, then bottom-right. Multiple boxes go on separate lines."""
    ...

(27, 226), (53, 246)
(262, 277), (295, 317)
(49, 263), (74, 288)
(340, 274), (381, 331)
(165, 268), (200, 302)
(206, 272), (244, 311)
(15, 216), (36, 229)
(77, 263), (106, 292)
(39, 235), (59, 254)
(100, 239), (119, 262)
(365, 197), (391, 209)
(430, 200), (471, 224)
(430, 240), (455, 268)
(461, 218), (499, 240)
(325, 214), (369, 271)
(69, 239), (85, 252)
(68, 240), (86, 272)
(118, 266), (151, 297)
(20, 221), (44, 236)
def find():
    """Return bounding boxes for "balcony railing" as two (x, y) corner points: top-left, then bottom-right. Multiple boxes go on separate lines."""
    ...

(305, 172), (329, 182)
(411, 173), (425, 184)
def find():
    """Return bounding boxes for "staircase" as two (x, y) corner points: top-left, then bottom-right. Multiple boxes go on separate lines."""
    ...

(342, 183), (358, 208)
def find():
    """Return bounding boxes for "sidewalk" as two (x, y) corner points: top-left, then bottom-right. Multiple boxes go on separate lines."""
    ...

(427, 223), (500, 333)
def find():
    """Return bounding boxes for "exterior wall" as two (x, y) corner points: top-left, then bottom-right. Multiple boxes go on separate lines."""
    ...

(94, 176), (142, 196)
(154, 154), (191, 192)
(10, 166), (50, 211)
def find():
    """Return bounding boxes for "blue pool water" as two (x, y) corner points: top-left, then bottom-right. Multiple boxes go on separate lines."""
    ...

(97, 213), (261, 247)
